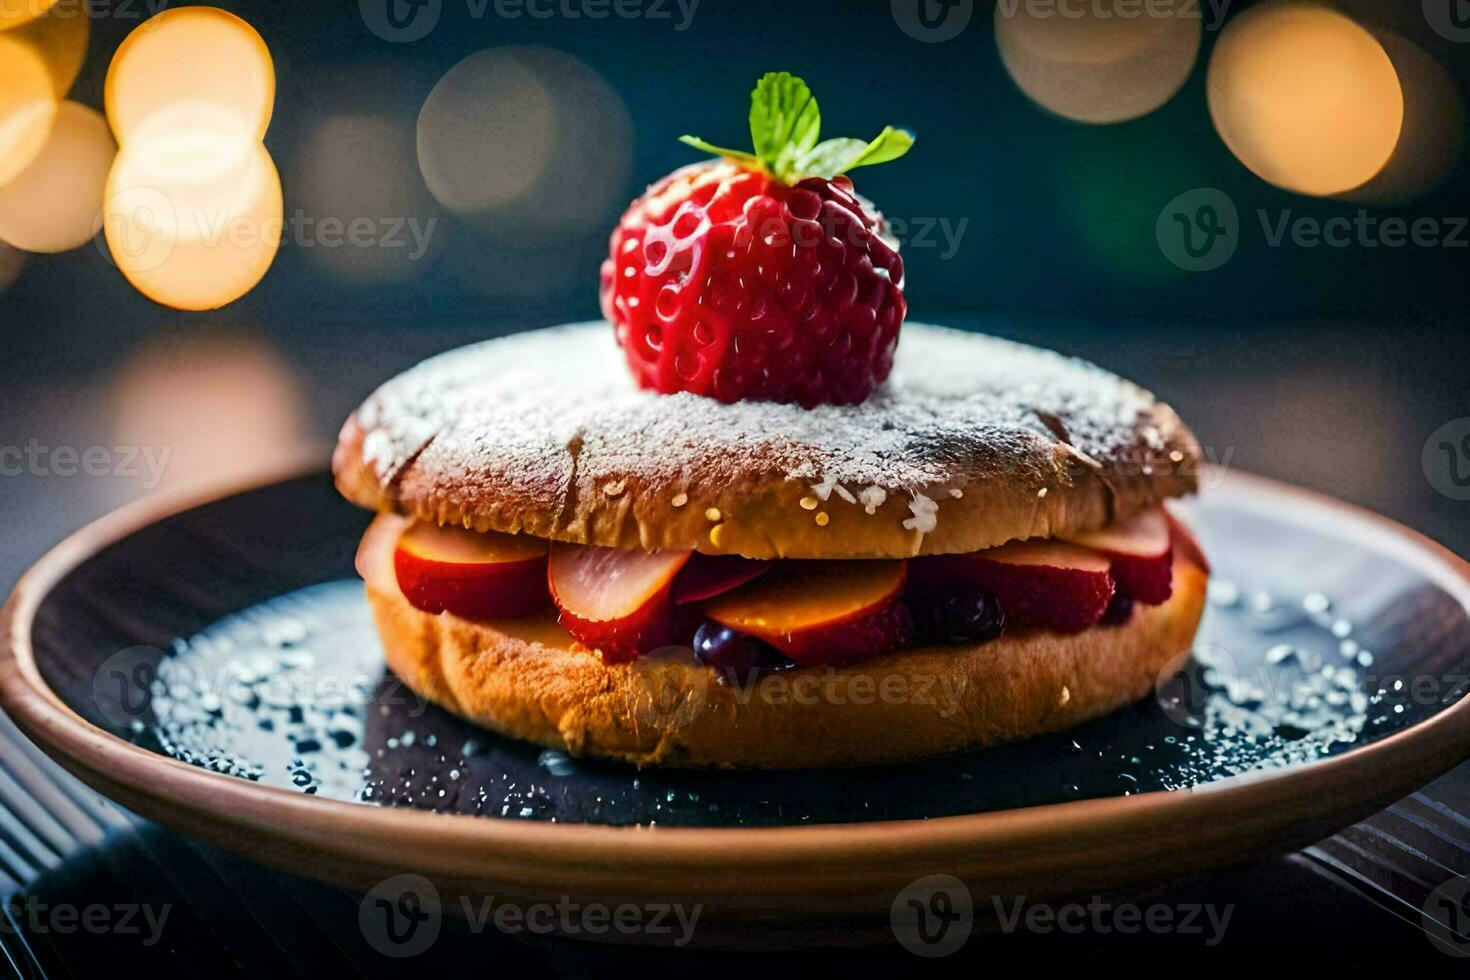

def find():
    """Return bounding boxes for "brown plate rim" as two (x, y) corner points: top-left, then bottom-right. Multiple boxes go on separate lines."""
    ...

(3, 462), (1470, 896)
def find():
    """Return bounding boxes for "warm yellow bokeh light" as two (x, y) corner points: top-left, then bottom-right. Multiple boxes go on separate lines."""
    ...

(104, 134), (283, 310)
(1208, 3), (1403, 197)
(0, 7), (87, 189)
(0, 0), (59, 32)
(0, 36), (56, 189)
(0, 101), (115, 253)
(9, 3), (90, 98)
(995, 1), (1200, 124)
(105, 6), (275, 145)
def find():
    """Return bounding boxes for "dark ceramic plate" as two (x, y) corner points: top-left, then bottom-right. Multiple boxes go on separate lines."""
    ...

(4, 465), (1470, 937)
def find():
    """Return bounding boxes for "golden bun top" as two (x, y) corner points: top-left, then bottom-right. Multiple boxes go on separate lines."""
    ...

(334, 321), (1200, 559)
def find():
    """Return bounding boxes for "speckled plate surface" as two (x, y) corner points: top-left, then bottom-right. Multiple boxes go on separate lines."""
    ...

(3, 465), (1470, 939)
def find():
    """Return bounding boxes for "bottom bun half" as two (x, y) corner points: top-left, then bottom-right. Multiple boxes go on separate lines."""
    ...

(359, 515), (1208, 769)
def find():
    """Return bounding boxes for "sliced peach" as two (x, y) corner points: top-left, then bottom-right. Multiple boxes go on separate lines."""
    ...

(394, 521), (549, 619)
(1166, 509), (1209, 575)
(941, 539), (1115, 634)
(1065, 508), (1173, 604)
(547, 543), (691, 662)
(703, 561), (910, 666)
(672, 553), (771, 604)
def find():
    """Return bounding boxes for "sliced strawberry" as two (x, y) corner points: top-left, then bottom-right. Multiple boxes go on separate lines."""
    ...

(547, 543), (691, 662)
(1065, 508), (1173, 605)
(703, 561), (910, 666)
(941, 539), (1116, 634)
(394, 522), (548, 619)
(672, 553), (771, 604)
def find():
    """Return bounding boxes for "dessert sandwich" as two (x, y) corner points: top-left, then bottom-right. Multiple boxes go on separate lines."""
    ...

(334, 74), (1208, 769)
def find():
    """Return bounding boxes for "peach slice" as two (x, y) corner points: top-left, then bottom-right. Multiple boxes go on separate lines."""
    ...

(945, 539), (1115, 634)
(703, 561), (911, 666)
(672, 553), (771, 604)
(394, 522), (548, 620)
(1166, 509), (1209, 575)
(548, 543), (691, 662)
(1064, 508), (1173, 604)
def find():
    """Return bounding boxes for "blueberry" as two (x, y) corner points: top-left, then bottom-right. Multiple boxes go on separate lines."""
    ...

(692, 621), (793, 685)
(909, 587), (1005, 645)
(1100, 593), (1134, 626)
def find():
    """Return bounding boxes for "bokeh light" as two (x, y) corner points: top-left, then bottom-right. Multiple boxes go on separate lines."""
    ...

(103, 8), (281, 310)
(995, 1), (1201, 124)
(110, 328), (309, 494)
(103, 134), (283, 311)
(297, 113), (440, 284)
(105, 5), (274, 145)
(1345, 27), (1464, 204)
(417, 46), (631, 243)
(0, 37), (55, 189)
(1208, 2), (1403, 197)
(0, 7), (88, 187)
(0, 101), (115, 253)
(12, 2), (89, 96)
(0, 0), (59, 31)
(418, 49), (557, 216)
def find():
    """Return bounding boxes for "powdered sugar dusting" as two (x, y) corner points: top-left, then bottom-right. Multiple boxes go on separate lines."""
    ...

(903, 493), (939, 533)
(353, 321), (1169, 503)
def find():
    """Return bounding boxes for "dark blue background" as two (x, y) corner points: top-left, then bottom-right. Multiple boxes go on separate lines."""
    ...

(4, 0), (1470, 581)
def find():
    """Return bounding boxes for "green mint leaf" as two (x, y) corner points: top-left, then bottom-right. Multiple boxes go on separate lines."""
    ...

(678, 135), (760, 165)
(748, 72), (821, 175)
(679, 73), (912, 184)
(845, 126), (915, 172)
(796, 128), (916, 179)
(796, 138), (870, 180)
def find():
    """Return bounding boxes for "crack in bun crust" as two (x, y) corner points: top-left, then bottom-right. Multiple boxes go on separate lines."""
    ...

(334, 322), (1201, 560)
(359, 515), (1208, 769)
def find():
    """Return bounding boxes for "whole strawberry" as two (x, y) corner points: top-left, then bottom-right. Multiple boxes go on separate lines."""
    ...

(601, 72), (914, 408)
